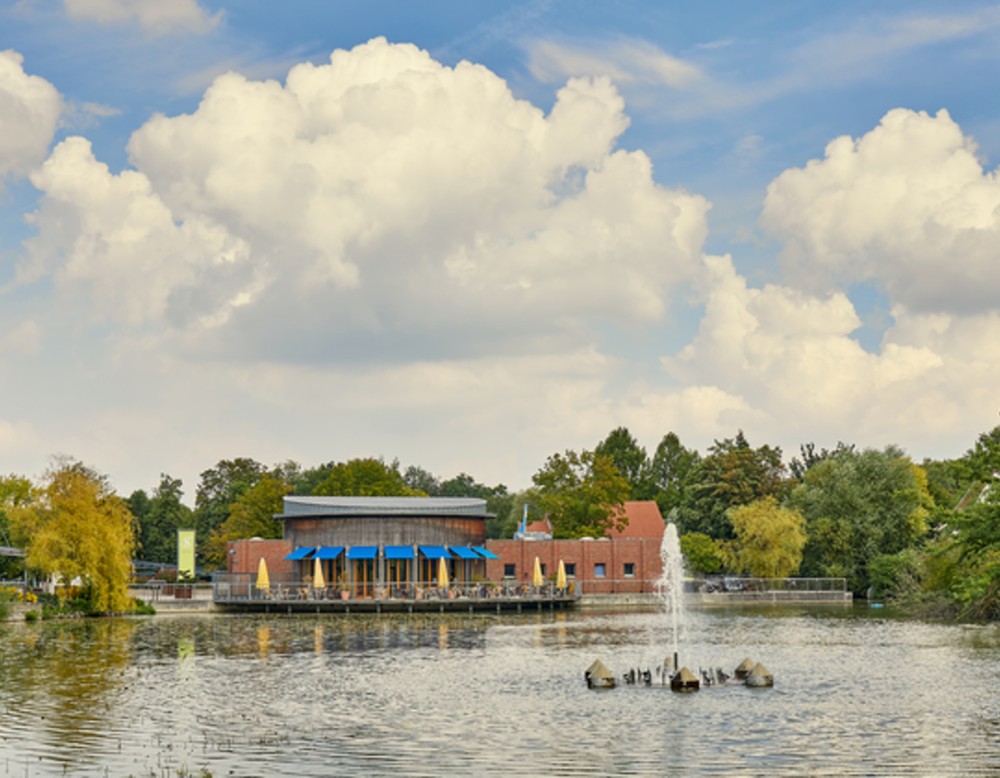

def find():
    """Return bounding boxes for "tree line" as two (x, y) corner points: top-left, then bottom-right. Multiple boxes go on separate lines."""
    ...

(0, 426), (998, 619)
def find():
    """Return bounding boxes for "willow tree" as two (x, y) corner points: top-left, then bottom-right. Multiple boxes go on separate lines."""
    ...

(726, 497), (807, 578)
(10, 460), (136, 613)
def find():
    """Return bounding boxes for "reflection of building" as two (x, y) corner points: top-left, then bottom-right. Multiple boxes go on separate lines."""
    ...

(483, 501), (666, 594)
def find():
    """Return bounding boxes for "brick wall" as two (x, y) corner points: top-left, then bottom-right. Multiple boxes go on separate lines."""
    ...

(484, 538), (663, 594)
(227, 539), (293, 577)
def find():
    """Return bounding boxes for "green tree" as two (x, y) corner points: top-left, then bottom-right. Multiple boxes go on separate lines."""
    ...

(965, 425), (1000, 481)
(289, 461), (334, 495)
(193, 458), (267, 565)
(648, 432), (700, 518)
(403, 465), (441, 495)
(678, 431), (786, 539)
(679, 531), (724, 575)
(10, 460), (135, 613)
(311, 457), (423, 496)
(136, 475), (193, 564)
(788, 446), (932, 593)
(595, 426), (652, 498)
(531, 449), (630, 538)
(942, 479), (1000, 619)
(203, 474), (291, 569)
(726, 497), (807, 578)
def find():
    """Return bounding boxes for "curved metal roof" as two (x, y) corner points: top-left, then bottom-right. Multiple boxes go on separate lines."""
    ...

(278, 495), (489, 519)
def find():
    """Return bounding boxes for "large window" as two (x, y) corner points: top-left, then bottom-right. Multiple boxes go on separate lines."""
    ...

(594, 563), (606, 578)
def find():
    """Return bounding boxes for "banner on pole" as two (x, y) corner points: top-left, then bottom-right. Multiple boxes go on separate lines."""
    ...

(177, 529), (196, 580)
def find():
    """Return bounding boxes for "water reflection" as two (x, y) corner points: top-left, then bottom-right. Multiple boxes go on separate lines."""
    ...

(0, 608), (996, 776)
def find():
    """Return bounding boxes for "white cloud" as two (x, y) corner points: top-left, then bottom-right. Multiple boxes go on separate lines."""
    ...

(762, 108), (1000, 315)
(63, 0), (221, 36)
(652, 254), (963, 455)
(526, 37), (703, 88)
(0, 50), (61, 183)
(1, 319), (41, 354)
(22, 136), (255, 328)
(23, 37), (708, 363)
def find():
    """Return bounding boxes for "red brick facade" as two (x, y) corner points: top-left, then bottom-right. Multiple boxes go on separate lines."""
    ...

(484, 501), (666, 594)
(227, 538), (293, 578)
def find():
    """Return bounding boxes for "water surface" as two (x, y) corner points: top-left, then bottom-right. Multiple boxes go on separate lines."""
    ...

(0, 606), (997, 776)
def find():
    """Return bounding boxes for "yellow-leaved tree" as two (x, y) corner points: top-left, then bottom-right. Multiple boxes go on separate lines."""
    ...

(10, 460), (136, 614)
(726, 496), (807, 578)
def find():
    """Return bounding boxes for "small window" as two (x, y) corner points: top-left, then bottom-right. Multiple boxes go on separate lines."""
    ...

(540, 564), (546, 578)
(594, 563), (606, 578)
(504, 563), (516, 578)
(624, 563), (635, 578)
(565, 563), (576, 577)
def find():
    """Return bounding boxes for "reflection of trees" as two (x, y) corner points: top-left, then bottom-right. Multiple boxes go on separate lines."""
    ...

(0, 619), (137, 756)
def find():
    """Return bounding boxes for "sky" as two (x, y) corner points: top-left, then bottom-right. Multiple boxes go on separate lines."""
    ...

(3, 0), (1000, 500)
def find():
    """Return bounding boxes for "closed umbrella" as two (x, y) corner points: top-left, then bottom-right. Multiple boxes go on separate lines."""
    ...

(532, 556), (544, 588)
(437, 557), (449, 589)
(313, 557), (326, 590)
(256, 557), (270, 593)
(556, 560), (567, 590)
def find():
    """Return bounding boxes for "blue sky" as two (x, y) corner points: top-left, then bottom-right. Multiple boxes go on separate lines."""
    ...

(2, 0), (1000, 499)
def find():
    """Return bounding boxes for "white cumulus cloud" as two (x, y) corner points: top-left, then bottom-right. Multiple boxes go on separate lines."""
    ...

(762, 108), (1000, 315)
(0, 50), (61, 183)
(24, 37), (708, 364)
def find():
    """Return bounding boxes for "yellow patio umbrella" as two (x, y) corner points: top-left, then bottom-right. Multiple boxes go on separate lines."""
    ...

(437, 556), (449, 589)
(532, 556), (544, 588)
(313, 557), (326, 589)
(556, 560), (567, 590)
(256, 557), (270, 592)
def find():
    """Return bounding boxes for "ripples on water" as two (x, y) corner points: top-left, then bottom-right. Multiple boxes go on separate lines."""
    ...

(0, 607), (998, 776)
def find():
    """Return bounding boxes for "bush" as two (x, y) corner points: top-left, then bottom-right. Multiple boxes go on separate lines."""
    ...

(131, 598), (156, 615)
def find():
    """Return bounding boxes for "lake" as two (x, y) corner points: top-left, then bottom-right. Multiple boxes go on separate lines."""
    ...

(0, 605), (998, 776)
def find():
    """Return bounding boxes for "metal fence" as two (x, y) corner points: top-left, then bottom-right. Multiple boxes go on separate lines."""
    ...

(690, 577), (848, 593)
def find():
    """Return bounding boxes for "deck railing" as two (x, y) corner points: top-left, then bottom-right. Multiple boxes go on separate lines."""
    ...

(212, 573), (578, 603)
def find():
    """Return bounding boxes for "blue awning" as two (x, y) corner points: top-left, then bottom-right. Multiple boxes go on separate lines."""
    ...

(472, 546), (500, 560)
(385, 545), (415, 560)
(449, 546), (480, 560)
(285, 546), (315, 561)
(418, 545), (452, 559)
(314, 545), (344, 560)
(346, 545), (378, 560)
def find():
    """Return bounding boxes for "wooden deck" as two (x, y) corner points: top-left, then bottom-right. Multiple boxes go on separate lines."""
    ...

(212, 577), (579, 614)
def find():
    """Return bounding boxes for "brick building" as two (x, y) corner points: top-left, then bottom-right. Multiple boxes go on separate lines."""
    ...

(483, 501), (666, 594)
(226, 497), (666, 596)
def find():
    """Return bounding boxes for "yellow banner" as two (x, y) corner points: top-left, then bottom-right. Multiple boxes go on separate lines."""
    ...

(177, 529), (196, 580)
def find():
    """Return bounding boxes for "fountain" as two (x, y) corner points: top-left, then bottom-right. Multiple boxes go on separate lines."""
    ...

(584, 520), (773, 692)
(655, 523), (687, 675)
